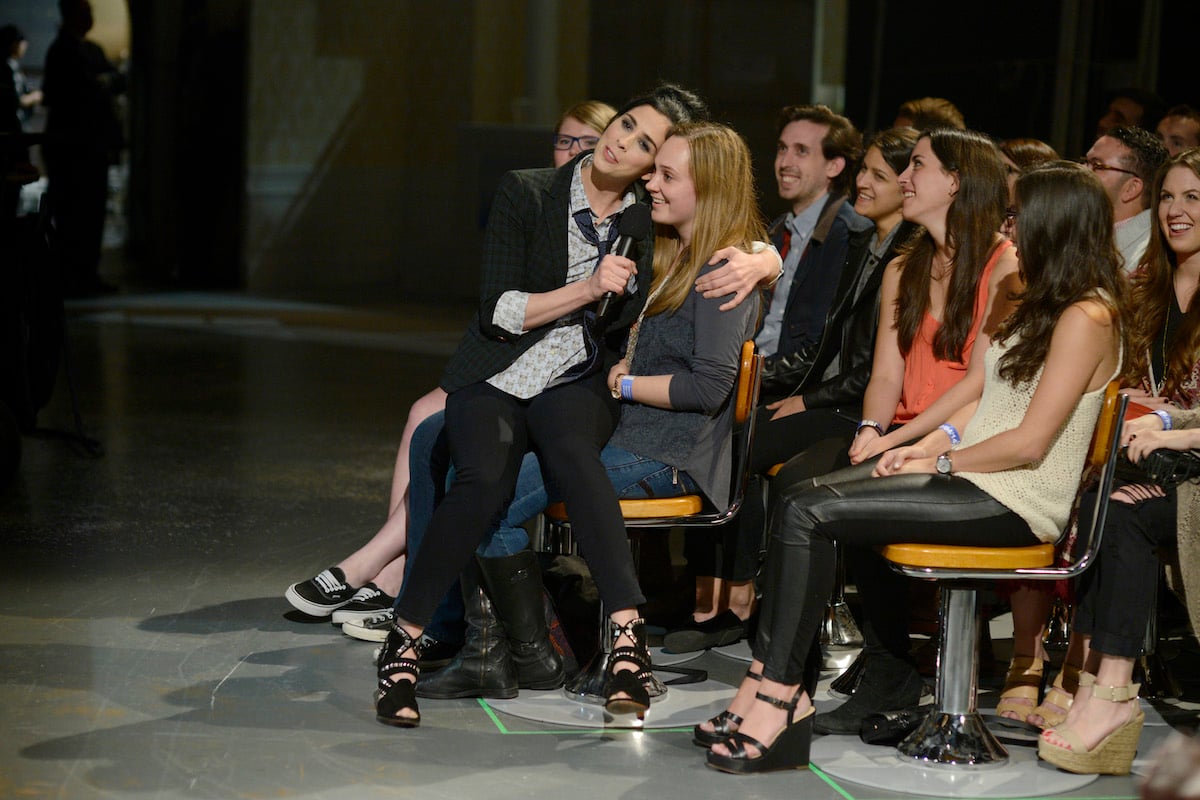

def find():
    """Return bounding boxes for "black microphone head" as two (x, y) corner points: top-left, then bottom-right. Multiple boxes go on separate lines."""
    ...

(618, 203), (652, 240)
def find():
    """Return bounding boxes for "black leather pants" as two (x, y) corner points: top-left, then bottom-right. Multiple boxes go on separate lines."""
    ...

(754, 464), (1039, 686)
(683, 408), (858, 583)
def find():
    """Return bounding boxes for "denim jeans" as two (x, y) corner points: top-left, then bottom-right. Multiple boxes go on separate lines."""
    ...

(490, 443), (699, 544)
(404, 412), (695, 635)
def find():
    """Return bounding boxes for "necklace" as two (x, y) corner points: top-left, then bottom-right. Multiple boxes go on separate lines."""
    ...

(929, 248), (954, 282)
(1153, 295), (1180, 397)
(624, 257), (680, 369)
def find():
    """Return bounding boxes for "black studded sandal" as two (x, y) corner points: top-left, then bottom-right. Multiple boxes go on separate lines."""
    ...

(605, 617), (653, 719)
(705, 689), (814, 775)
(693, 668), (763, 747)
(375, 623), (426, 728)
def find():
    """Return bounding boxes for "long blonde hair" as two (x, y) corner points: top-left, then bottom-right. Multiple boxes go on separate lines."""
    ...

(646, 122), (766, 316)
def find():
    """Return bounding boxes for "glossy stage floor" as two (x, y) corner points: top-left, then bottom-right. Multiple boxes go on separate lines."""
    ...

(2, 292), (1196, 799)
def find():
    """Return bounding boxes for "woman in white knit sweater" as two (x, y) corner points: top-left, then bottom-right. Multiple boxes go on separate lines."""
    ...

(701, 161), (1125, 774)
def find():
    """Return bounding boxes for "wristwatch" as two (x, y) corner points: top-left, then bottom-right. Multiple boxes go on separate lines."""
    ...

(935, 452), (953, 475)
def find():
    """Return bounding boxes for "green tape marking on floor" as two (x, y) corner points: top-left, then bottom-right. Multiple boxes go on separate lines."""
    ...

(480, 700), (511, 733)
(811, 764), (858, 800)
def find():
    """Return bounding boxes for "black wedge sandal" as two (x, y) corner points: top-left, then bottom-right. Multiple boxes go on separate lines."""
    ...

(705, 689), (815, 775)
(693, 669), (762, 747)
(375, 623), (426, 728)
(605, 617), (653, 719)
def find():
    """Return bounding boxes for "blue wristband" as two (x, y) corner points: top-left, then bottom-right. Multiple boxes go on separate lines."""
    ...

(620, 375), (635, 401)
(1153, 409), (1173, 431)
(856, 419), (884, 436)
(938, 422), (962, 446)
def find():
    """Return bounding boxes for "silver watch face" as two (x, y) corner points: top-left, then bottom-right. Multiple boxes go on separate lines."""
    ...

(936, 453), (952, 475)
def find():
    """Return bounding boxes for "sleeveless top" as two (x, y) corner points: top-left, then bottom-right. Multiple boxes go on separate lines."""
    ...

(893, 240), (1013, 424)
(957, 321), (1121, 543)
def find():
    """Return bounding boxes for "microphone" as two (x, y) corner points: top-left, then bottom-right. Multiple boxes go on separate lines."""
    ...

(596, 203), (652, 320)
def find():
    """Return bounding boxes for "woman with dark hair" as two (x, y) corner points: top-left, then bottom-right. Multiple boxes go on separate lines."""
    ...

(416, 122), (765, 702)
(988, 136), (1062, 725)
(372, 86), (780, 727)
(847, 128), (1021, 469)
(702, 161), (1124, 774)
(1020, 149), (1200, 732)
(1013, 150), (1200, 749)
(1125, 149), (1200, 410)
(285, 100), (620, 632)
(998, 138), (1058, 238)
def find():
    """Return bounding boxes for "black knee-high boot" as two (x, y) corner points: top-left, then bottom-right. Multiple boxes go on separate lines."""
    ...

(478, 550), (565, 690)
(416, 563), (518, 699)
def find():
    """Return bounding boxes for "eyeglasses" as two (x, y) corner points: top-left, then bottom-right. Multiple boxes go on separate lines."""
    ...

(553, 134), (600, 152)
(1077, 157), (1139, 178)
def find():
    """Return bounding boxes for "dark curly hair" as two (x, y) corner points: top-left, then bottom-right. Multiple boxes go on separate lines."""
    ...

(994, 161), (1125, 385)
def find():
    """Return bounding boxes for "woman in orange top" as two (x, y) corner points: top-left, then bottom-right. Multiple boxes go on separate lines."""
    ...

(848, 129), (1020, 464)
(697, 128), (1020, 746)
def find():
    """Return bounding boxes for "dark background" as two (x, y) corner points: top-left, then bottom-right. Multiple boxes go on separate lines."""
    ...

(4, 0), (1192, 301)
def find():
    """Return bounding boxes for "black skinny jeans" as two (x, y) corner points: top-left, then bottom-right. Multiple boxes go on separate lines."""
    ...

(1073, 490), (1177, 657)
(755, 463), (1039, 686)
(395, 372), (645, 627)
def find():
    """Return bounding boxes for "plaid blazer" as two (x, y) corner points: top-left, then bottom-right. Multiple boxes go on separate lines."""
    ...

(441, 158), (653, 393)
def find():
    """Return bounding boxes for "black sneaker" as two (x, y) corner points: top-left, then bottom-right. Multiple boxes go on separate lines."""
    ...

(344, 610), (393, 642)
(331, 583), (396, 625)
(662, 610), (746, 653)
(285, 567), (357, 617)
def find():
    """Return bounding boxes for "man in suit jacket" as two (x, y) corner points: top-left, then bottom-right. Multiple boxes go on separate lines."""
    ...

(756, 105), (868, 403)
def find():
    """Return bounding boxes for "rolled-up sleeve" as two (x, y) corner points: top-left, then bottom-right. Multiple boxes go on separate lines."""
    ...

(668, 265), (759, 413)
(492, 290), (530, 335)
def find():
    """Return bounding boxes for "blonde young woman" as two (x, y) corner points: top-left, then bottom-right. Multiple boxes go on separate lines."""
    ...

(460, 122), (768, 708)
(376, 99), (776, 725)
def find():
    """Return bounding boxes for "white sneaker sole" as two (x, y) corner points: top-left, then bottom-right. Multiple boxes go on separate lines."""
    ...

(343, 621), (390, 642)
(284, 584), (349, 617)
(331, 606), (391, 625)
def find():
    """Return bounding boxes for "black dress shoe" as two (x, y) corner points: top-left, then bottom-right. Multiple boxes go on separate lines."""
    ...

(814, 652), (924, 735)
(663, 610), (746, 653)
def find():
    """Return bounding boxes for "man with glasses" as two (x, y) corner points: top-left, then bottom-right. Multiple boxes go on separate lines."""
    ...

(1081, 126), (1168, 273)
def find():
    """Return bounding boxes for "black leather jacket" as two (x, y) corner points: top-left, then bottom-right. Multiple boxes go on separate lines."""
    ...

(761, 221), (916, 408)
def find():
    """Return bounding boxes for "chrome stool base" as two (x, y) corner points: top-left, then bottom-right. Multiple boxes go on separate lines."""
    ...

(897, 711), (1009, 767)
(823, 599), (864, 647)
